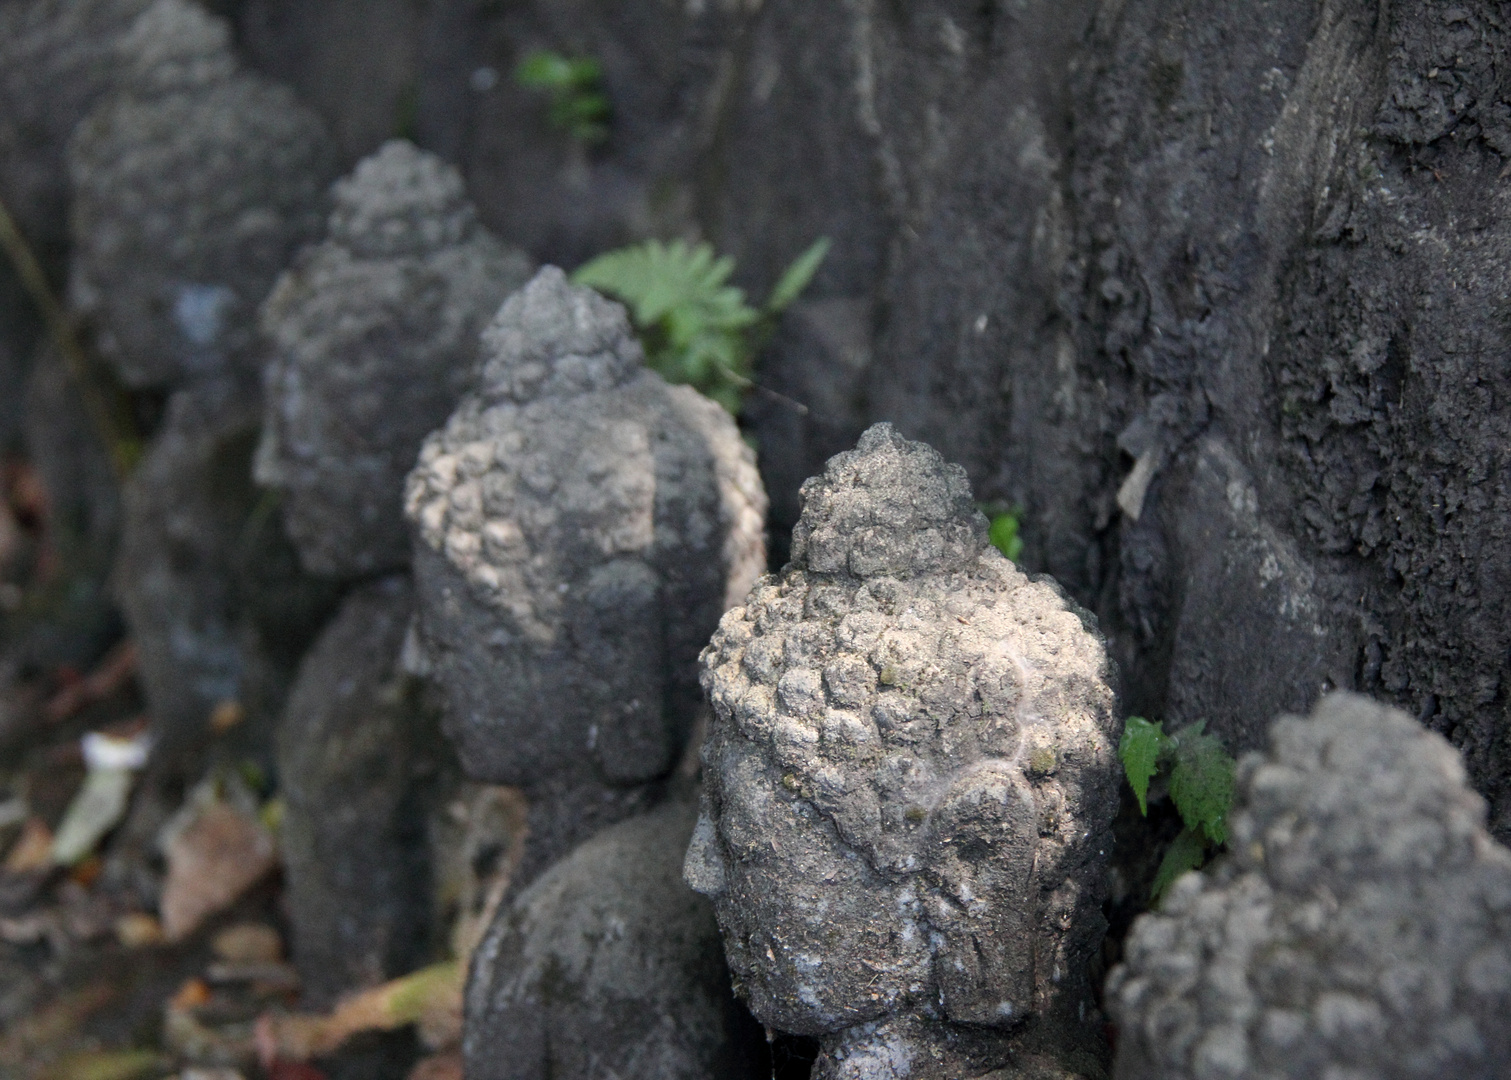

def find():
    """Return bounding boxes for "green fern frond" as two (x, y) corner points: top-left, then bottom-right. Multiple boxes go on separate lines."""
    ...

(574, 237), (828, 414)
(766, 237), (831, 314)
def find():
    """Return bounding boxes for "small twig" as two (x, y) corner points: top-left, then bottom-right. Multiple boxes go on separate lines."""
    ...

(713, 361), (811, 417)
(0, 193), (135, 479)
(749, 382), (811, 417)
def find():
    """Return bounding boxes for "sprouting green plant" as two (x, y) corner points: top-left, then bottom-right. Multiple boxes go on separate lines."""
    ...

(984, 508), (1024, 561)
(572, 237), (830, 414)
(1119, 716), (1237, 904)
(515, 50), (611, 143)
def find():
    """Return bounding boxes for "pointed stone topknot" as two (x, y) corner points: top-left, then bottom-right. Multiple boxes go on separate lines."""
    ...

(475, 267), (643, 404)
(327, 140), (477, 258)
(118, 0), (235, 95)
(790, 422), (989, 578)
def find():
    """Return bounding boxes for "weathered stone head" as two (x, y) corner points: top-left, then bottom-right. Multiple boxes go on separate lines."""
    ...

(0, 0), (155, 435)
(257, 139), (533, 579)
(114, 0), (235, 95)
(1108, 692), (1511, 1079)
(405, 266), (765, 874)
(687, 424), (1120, 1073)
(67, 0), (336, 388)
(325, 139), (481, 258)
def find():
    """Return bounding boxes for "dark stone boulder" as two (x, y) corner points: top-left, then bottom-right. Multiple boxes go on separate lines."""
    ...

(465, 799), (766, 1080)
(115, 376), (340, 770)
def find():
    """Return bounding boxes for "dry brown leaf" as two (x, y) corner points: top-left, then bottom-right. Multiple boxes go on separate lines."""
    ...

(114, 912), (165, 949)
(4, 816), (54, 872)
(161, 803), (277, 942)
(405, 1052), (463, 1080)
(67, 856), (103, 887)
(255, 961), (463, 1064)
(211, 923), (282, 964)
(207, 700), (245, 735)
(169, 978), (213, 1013)
(43, 642), (138, 723)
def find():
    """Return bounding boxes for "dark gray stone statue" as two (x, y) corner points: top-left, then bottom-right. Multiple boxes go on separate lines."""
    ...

(67, 0), (335, 389)
(115, 375), (338, 766)
(406, 267), (768, 1080)
(687, 423), (1121, 1079)
(277, 576), (444, 1007)
(257, 139), (534, 579)
(404, 265), (766, 884)
(1107, 692), (1511, 1080)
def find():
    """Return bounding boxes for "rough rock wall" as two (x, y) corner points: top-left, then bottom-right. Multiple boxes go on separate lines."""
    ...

(218, 0), (1511, 835)
(1049, 0), (1511, 839)
(231, 0), (747, 267)
(715, 0), (1511, 841)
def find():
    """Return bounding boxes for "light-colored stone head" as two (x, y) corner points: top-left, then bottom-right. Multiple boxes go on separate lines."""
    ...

(687, 424), (1120, 1038)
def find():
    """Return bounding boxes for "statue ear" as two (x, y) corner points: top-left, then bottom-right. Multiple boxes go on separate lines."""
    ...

(923, 764), (1038, 1025)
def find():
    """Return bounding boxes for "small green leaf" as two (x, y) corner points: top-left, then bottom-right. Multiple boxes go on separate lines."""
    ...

(550, 91), (610, 132)
(383, 960), (463, 1025)
(1150, 826), (1209, 906)
(766, 237), (831, 314)
(1118, 715), (1169, 816)
(988, 511), (1024, 562)
(516, 51), (609, 142)
(1168, 722), (1237, 845)
(515, 51), (581, 90)
(563, 57), (604, 88)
